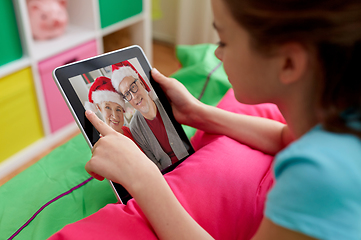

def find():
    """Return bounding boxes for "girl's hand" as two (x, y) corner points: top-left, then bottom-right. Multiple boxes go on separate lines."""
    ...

(151, 68), (206, 128)
(85, 111), (213, 240)
(84, 110), (159, 191)
(151, 69), (291, 154)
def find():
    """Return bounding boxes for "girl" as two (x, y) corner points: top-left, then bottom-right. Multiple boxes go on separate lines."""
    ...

(73, 0), (361, 239)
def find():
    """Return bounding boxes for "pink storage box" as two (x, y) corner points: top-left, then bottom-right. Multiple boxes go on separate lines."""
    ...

(38, 40), (98, 133)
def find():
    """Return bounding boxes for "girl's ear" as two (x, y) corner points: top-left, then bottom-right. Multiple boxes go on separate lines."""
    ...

(278, 42), (309, 85)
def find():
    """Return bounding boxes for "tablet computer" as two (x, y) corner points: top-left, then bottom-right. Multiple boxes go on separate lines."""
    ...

(53, 45), (194, 204)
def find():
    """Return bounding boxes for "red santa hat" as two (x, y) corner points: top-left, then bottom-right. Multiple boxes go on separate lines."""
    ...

(111, 60), (151, 93)
(85, 76), (124, 112)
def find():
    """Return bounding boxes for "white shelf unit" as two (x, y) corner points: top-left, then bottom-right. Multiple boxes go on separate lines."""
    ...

(0, 0), (152, 180)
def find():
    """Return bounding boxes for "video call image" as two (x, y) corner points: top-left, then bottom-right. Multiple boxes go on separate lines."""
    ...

(69, 58), (190, 170)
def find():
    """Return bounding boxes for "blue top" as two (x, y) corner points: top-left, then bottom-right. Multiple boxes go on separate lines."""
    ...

(265, 125), (361, 240)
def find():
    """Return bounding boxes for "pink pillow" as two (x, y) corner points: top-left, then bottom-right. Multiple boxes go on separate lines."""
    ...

(191, 89), (285, 150)
(49, 89), (283, 239)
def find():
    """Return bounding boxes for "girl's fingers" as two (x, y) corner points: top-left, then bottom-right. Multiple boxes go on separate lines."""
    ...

(85, 110), (115, 137)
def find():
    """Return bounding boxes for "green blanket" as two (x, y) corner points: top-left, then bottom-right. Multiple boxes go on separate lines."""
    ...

(0, 44), (231, 240)
(1, 135), (116, 240)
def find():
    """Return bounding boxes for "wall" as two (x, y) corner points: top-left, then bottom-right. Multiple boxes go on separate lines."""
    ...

(152, 0), (218, 45)
(152, 0), (178, 44)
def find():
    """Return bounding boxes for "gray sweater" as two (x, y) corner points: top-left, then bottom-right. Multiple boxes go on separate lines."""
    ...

(129, 98), (189, 169)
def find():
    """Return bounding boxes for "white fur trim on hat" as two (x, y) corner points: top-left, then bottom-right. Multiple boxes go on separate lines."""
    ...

(111, 66), (138, 93)
(92, 90), (125, 108)
(84, 101), (98, 112)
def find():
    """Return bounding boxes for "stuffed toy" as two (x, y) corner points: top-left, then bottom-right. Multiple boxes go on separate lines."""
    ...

(27, 0), (68, 40)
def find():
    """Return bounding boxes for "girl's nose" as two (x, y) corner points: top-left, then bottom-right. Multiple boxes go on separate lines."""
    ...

(215, 46), (223, 61)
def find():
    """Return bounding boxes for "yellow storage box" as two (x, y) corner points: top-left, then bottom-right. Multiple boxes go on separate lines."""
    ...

(0, 68), (43, 162)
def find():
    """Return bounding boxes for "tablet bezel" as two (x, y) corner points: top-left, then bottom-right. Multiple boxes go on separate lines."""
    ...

(53, 45), (194, 204)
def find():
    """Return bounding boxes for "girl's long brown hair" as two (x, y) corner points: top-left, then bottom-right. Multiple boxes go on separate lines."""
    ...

(223, 0), (361, 137)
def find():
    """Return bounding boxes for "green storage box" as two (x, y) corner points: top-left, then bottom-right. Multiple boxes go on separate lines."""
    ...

(0, 0), (23, 66)
(98, 0), (143, 28)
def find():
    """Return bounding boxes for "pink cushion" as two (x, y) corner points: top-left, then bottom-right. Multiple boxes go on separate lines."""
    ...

(191, 89), (285, 150)
(49, 89), (283, 240)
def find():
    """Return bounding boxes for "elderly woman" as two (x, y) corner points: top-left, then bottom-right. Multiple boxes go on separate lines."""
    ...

(85, 76), (133, 140)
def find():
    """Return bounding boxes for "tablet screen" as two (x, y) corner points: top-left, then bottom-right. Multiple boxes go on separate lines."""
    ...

(53, 46), (194, 204)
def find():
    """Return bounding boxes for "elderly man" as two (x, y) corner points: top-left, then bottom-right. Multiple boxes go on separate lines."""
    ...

(111, 61), (189, 170)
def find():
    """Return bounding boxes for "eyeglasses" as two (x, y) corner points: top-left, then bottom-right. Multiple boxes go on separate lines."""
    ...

(121, 79), (138, 101)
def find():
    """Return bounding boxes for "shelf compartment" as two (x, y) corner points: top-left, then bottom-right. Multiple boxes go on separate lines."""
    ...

(38, 40), (98, 134)
(98, 0), (143, 29)
(0, 56), (30, 79)
(32, 25), (97, 62)
(13, 0), (98, 62)
(0, 1), (23, 67)
(0, 67), (44, 163)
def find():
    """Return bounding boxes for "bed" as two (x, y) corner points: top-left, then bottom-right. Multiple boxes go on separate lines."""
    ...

(0, 44), (285, 240)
